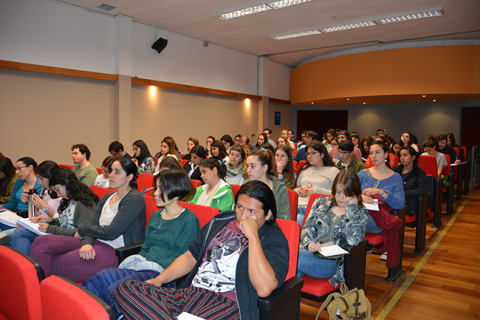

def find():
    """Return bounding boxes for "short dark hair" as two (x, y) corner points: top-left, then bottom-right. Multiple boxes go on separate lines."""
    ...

(235, 134), (242, 139)
(235, 180), (276, 225)
(338, 140), (354, 153)
(155, 170), (192, 202)
(101, 156), (117, 170)
(0, 157), (15, 197)
(260, 143), (274, 154)
(221, 135), (233, 147)
(191, 145), (206, 159)
(108, 141), (124, 153)
(263, 128), (272, 134)
(305, 130), (318, 140)
(338, 130), (351, 139)
(301, 130), (308, 134)
(71, 144), (91, 160)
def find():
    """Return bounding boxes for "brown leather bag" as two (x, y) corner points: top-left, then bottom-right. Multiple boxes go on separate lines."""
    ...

(316, 283), (373, 320)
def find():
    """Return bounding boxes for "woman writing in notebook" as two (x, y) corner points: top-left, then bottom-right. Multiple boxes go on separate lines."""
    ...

(297, 170), (367, 287)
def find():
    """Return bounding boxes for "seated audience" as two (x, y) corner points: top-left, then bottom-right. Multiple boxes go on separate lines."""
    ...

(114, 181), (289, 320)
(263, 128), (276, 148)
(183, 137), (199, 161)
(246, 149), (290, 220)
(437, 134), (461, 164)
(377, 128), (394, 144)
(297, 170), (367, 286)
(322, 128), (337, 153)
(241, 135), (256, 152)
(360, 136), (374, 161)
(82, 170), (200, 317)
(421, 135), (447, 177)
(273, 145), (296, 190)
(30, 158), (146, 282)
(0, 156), (18, 204)
(392, 146), (428, 217)
(205, 136), (215, 157)
(329, 130), (362, 163)
(226, 145), (248, 186)
(365, 136), (397, 167)
(295, 141), (339, 226)
(71, 143), (98, 187)
(9, 167), (93, 255)
(221, 135), (234, 154)
(359, 141), (405, 234)
(294, 130), (317, 162)
(446, 132), (464, 162)
(210, 140), (229, 162)
(281, 129), (295, 149)
(336, 140), (366, 173)
(154, 136), (181, 159)
(183, 145), (206, 184)
(390, 139), (402, 159)
(234, 134), (242, 145)
(108, 141), (132, 159)
(260, 142), (275, 154)
(154, 138), (182, 174)
(190, 158), (234, 212)
(132, 140), (156, 175)
(0, 157), (42, 223)
(94, 156), (116, 188)
(400, 131), (419, 152)
(296, 130), (308, 150)
(288, 129), (296, 144)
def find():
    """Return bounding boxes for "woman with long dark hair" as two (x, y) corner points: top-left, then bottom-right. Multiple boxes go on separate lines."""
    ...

(154, 137), (182, 174)
(9, 166), (96, 254)
(295, 141), (339, 226)
(273, 145), (296, 190)
(183, 145), (206, 184)
(30, 158), (146, 282)
(210, 140), (228, 162)
(132, 140), (155, 174)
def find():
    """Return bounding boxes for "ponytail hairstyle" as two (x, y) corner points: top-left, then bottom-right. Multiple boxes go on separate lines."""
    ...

(0, 156), (15, 197)
(199, 158), (227, 180)
(17, 157), (38, 171)
(115, 157), (139, 189)
(49, 168), (99, 213)
(248, 148), (274, 177)
(36, 160), (60, 197)
(273, 145), (295, 190)
(422, 135), (439, 151)
(371, 141), (391, 168)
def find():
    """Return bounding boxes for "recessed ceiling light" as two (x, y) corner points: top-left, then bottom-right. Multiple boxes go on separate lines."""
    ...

(347, 98), (350, 100)
(311, 102), (314, 104)
(363, 102), (366, 104)
(96, 4), (116, 11)
(321, 21), (377, 33)
(273, 29), (321, 40)
(216, 0), (315, 20)
(423, 95), (426, 97)
(433, 99), (436, 102)
(375, 8), (443, 24)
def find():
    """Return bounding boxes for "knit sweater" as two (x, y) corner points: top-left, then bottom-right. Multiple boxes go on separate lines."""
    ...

(295, 166), (339, 207)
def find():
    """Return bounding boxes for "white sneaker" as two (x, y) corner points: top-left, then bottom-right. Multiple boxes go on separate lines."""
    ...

(380, 252), (387, 261)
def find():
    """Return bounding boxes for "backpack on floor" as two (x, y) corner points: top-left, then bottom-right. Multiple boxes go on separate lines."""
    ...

(315, 283), (373, 320)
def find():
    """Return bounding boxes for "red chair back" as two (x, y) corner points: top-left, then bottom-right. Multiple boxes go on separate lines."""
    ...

(392, 155), (399, 166)
(154, 158), (159, 166)
(442, 154), (452, 176)
(137, 173), (155, 193)
(0, 246), (42, 320)
(96, 168), (102, 174)
(190, 179), (202, 190)
(181, 160), (188, 166)
(179, 201), (220, 228)
(276, 219), (301, 281)
(287, 190), (298, 222)
(59, 164), (73, 170)
(292, 160), (298, 173)
(41, 275), (115, 320)
(89, 185), (112, 199)
(143, 195), (159, 225)
(292, 149), (298, 156)
(299, 160), (307, 170)
(417, 155), (438, 177)
(304, 193), (330, 228)
(453, 147), (460, 158)
(230, 184), (242, 199)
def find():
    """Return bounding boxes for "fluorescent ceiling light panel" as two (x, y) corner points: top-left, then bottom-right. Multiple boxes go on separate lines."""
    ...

(375, 8), (443, 24)
(216, 0), (315, 20)
(273, 29), (321, 40)
(321, 21), (377, 33)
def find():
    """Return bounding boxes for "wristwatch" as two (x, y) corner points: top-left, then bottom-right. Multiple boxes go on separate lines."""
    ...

(42, 206), (49, 213)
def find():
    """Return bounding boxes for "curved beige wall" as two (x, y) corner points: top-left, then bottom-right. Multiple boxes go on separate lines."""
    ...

(290, 45), (480, 105)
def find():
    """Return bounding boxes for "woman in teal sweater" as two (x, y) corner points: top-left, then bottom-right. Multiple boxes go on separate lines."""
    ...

(82, 169), (200, 317)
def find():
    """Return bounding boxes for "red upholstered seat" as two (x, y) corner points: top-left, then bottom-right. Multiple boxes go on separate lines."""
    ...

(301, 276), (340, 297)
(405, 214), (417, 223)
(41, 275), (115, 320)
(190, 179), (202, 190)
(143, 195), (158, 224)
(179, 201), (220, 228)
(230, 184), (242, 199)
(303, 193), (330, 228)
(137, 173), (155, 193)
(0, 246), (43, 320)
(276, 219), (301, 281)
(89, 185), (112, 199)
(364, 232), (383, 245)
(59, 164), (73, 170)
(288, 190), (298, 222)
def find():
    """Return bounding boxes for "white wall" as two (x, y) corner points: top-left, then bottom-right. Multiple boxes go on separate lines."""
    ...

(268, 60), (291, 100)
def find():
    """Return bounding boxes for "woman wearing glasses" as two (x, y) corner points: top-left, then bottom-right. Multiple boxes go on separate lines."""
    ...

(295, 141), (339, 226)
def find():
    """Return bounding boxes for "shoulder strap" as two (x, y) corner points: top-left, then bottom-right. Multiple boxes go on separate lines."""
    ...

(315, 293), (338, 320)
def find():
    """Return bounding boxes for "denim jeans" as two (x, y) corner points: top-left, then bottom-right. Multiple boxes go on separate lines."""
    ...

(9, 227), (39, 255)
(366, 214), (384, 233)
(296, 206), (307, 227)
(297, 249), (336, 278)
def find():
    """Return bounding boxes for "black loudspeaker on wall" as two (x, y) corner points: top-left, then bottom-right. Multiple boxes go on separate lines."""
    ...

(152, 37), (168, 54)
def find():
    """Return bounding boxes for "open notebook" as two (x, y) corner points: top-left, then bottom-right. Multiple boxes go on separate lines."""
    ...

(0, 210), (21, 228)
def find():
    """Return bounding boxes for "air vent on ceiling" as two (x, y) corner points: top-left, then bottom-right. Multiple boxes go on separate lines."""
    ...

(96, 4), (116, 11)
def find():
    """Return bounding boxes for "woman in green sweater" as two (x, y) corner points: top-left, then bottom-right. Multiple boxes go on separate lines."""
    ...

(82, 169), (200, 317)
